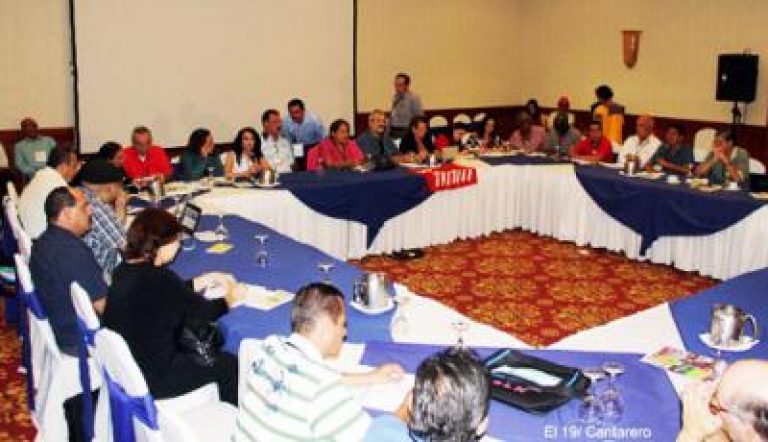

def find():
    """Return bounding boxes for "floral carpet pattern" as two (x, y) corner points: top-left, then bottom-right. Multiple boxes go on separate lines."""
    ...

(0, 230), (717, 440)
(351, 230), (717, 347)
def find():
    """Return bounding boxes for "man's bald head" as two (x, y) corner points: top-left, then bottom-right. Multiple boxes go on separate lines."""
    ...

(717, 360), (768, 440)
(636, 114), (654, 141)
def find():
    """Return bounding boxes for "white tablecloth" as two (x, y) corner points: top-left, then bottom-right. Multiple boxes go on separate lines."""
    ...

(193, 163), (768, 280)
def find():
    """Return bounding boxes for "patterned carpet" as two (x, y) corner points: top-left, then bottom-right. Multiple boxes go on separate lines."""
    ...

(0, 229), (717, 440)
(352, 229), (717, 347)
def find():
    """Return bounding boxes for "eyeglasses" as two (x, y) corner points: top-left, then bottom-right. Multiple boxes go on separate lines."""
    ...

(709, 394), (750, 423)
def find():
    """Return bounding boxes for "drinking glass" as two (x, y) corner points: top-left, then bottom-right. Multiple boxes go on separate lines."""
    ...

(390, 294), (411, 337)
(601, 361), (625, 423)
(214, 213), (229, 241)
(578, 367), (605, 424)
(254, 234), (269, 268)
(317, 262), (335, 283)
(451, 320), (470, 347)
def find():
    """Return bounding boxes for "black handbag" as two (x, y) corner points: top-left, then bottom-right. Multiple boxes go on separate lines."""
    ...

(483, 349), (590, 415)
(177, 321), (224, 367)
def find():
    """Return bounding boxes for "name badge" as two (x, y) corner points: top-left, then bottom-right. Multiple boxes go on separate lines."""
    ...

(34, 150), (48, 162)
(292, 143), (304, 158)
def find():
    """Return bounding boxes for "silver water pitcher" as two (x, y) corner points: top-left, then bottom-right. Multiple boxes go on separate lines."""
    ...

(710, 304), (759, 346)
(352, 272), (393, 309)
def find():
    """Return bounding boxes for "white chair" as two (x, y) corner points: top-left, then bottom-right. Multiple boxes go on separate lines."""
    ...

(6, 180), (19, 207)
(693, 127), (716, 162)
(749, 157), (766, 175)
(3, 196), (29, 261)
(452, 113), (472, 126)
(14, 254), (100, 441)
(428, 115), (448, 129)
(93, 329), (237, 442)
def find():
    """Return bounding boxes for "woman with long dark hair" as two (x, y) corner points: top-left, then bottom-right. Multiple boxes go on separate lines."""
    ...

(180, 128), (224, 180)
(307, 119), (365, 170)
(398, 116), (435, 163)
(223, 127), (269, 179)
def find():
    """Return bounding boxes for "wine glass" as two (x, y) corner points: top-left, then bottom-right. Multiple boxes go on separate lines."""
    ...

(389, 290), (412, 337)
(601, 361), (625, 423)
(317, 262), (335, 283)
(214, 213), (229, 242)
(578, 367), (605, 424)
(451, 320), (470, 347)
(254, 234), (269, 268)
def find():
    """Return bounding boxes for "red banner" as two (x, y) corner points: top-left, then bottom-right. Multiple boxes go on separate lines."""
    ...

(411, 163), (478, 192)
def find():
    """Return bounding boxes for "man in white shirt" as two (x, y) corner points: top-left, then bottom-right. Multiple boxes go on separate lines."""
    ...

(617, 114), (661, 168)
(260, 109), (295, 173)
(234, 283), (404, 441)
(18, 145), (80, 238)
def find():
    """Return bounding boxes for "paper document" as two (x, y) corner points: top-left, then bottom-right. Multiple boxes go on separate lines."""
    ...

(350, 365), (415, 412)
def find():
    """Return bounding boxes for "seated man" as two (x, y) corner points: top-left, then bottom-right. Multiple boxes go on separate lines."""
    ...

(282, 98), (325, 147)
(617, 114), (662, 168)
(508, 111), (546, 153)
(545, 112), (581, 156)
(365, 347), (491, 442)
(29, 187), (108, 356)
(18, 145), (80, 239)
(570, 119), (613, 163)
(695, 130), (750, 188)
(646, 124), (694, 174)
(14, 117), (57, 178)
(260, 109), (295, 173)
(79, 158), (128, 277)
(356, 109), (400, 166)
(678, 359), (768, 442)
(122, 126), (173, 183)
(234, 282), (404, 441)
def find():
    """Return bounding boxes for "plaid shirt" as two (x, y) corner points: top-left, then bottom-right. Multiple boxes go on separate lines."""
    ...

(81, 187), (126, 276)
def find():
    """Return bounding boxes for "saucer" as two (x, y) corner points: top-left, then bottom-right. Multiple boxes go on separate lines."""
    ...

(254, 181), (280, 189)
(699, 333), (760, 352)
(349, 297), (395, 315)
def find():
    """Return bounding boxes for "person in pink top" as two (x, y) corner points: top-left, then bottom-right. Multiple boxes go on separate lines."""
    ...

(508, 111), (546, 153)
(307, 119), (365, 171)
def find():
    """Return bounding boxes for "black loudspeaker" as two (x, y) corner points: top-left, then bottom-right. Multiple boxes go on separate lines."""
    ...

(716, 54), (758, 103)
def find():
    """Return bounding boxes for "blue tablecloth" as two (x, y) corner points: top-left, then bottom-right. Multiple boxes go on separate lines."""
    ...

(171, 215), (393, 354)
(362, 342), (679, 442)
(274, 169), (431, 248)
(575, 165), (766, 254)
(481, 155), (570, 167)
(670, 267), (767, 363)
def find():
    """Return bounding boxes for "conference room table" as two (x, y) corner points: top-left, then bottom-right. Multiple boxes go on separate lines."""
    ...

(190, 155), (768, 280)
(172, 214), (687, 441)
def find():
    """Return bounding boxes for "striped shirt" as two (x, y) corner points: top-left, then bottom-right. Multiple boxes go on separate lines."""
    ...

(233, 334), (370, 441)
(81, 187), (125, 276)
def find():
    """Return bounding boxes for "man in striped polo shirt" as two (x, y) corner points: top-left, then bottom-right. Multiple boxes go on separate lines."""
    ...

(234, 283), (404, 441)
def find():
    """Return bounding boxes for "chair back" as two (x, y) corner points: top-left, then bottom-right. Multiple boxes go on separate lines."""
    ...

(749, 157), (766, 175)
(71, 281), (102, 440)
(693, 127), (716, 162)
(452, 113), (472, 126)
(94, 328), (162, 442)
(428, 115), (448, 129)
(71, 282), (101, 333)
(6, 180), (19, 206)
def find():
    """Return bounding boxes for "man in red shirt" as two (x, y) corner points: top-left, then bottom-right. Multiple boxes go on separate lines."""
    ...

(122, 126), (173, 183)
(570, 119), (614, 163)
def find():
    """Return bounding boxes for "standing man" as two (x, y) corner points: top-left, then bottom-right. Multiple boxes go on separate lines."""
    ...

(389, 73), (424, 139)
(122, 126), (173, 184)
(282, 98), (325, 147)
(18, 145), (80, 239)
(261, 109), (295, 173)
(14, 118), (57, 178)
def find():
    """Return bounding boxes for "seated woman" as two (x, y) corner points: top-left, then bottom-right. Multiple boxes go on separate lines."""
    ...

(223, 127), (269, 179)
(695, 130), (750, 188)
(478, 116), (499, 148)
(180, 128), (224, 181)
(399, 116), (435, 163)
(545, 112), (581, 156)
(508, 111), (546, 153)
(434, 122), (468, 150)
(307, 119), (365, 171)
(103, 208), (242, 405)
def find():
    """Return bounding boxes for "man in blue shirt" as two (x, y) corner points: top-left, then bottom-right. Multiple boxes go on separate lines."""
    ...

(356, 109), (400, 166)
(646, 124), (694, 175)
(29, 186), (108, 356)
(282, 98), (325, 147)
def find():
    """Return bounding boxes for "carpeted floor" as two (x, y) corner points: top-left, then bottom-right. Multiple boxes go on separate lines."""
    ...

(0, 229), (717, 440)
(352, 229), (717, 347)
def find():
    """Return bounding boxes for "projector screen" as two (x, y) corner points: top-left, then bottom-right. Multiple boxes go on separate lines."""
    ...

(72, 0), (354, 153)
